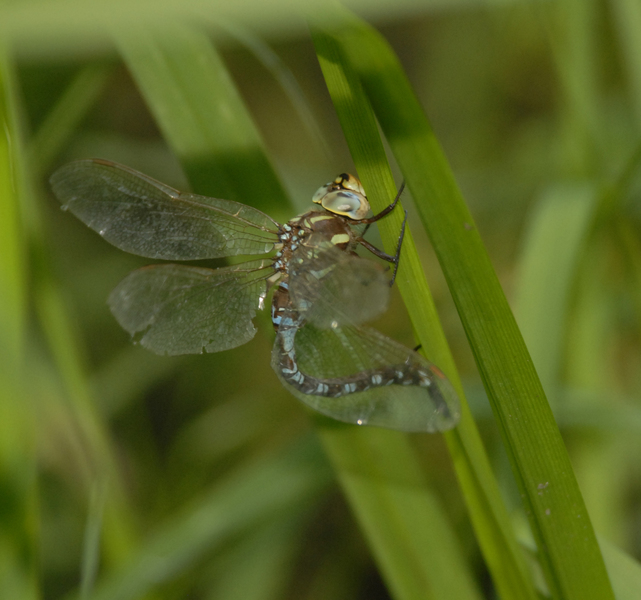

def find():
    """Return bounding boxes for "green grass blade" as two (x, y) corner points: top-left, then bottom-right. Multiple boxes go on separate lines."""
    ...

(215, 20), (332, 162)
(206, 512), (307, 600)
(319, 425), (481, 600)
(312, 27), (483, 600)
(335, 13), (615, 600)
(611, 0), (641, 126)
(0, 49), (38, 600)
(311, 22), (536, 600)
(29, 62), (144, 575)
(514, 183), (600, 395)
(600, 537), (641, 600)
(114, 23), (288, 211)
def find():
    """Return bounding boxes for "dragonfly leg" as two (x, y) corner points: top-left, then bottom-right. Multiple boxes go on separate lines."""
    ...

(389, 209), (408, 286)
(356, 208), (408, 286)
(357, 180), (405, 225)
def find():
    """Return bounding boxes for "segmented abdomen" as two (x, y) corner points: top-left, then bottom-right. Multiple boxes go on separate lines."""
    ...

(275, 308), (443, 398)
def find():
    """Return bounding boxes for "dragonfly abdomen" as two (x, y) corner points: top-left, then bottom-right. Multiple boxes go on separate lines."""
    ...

(274, 305), (440, 398)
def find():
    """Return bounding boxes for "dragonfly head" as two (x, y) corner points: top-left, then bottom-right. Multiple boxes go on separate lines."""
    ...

(312, 173), (370, 220)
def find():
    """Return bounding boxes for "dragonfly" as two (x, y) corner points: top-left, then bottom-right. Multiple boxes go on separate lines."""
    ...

(50, 159), (460, 432)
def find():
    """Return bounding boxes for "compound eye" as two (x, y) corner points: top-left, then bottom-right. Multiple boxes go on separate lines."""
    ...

(312, 174), (370, 220)
(337, 173), (366, 197)
(312, 181), (333, 204)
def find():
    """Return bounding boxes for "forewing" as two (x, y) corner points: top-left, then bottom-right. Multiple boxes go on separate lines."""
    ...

(272, 318), (460, 432)
(109, 260), (271, 355)
(50, 159), (279, 260)
(288, 244), (390, 328)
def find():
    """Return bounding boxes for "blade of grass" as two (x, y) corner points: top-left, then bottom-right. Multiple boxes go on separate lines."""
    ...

(0, 0), (504, 62)
(311, 25), (486, 599)
(114, 23), (288, 212)
(311, 23), (536, 600)
(206, 510), (308, 600)
(514, 183), (599, 396)
(213, 19), (333, 163)
(600, 537), (641, 600)
(318, 423), (482, 600)
(611, 0), (641, 127)
(334, 11), (615, 600)
(543, 0), (603, 174)
(0, 49), (38, 600)
(28, 60), (143, 574)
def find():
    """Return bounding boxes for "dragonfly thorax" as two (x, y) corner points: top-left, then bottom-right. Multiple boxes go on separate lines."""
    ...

(272, 210), (360, 276)
(270, 175), (376, 333)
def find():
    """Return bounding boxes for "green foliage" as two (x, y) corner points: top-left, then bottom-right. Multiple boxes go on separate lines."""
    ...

(1, 1), (641, 599)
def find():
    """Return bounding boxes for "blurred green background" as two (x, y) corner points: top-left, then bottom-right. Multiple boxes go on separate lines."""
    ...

(1, 0), (641, 598)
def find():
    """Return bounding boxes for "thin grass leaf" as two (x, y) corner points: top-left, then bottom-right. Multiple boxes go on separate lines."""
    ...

(114, 23), (288, 211)
(545, 0), (603, 173)
(600, 537), (641, 600)
(312, 28), (481, 600)
(514, 183), (600, 395)
(0, 49), (38, 600)
(0, 0), (506, 62)
(332, 11), (615, 600)
(80, 484), (107, 600)
(27, 63), (143, 572)
(206, 512), (307, 600)
(609, 0), (641, 128)
(313, 20), (535, 600)
(213, 19), (333, 162)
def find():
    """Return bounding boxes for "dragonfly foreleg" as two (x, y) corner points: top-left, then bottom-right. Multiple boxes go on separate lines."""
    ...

(356, 180), (406, 226)
(356, 208), (408, 286)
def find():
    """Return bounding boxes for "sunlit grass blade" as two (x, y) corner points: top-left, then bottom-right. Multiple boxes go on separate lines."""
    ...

(514, 183), (599, 395)
(319, 425), (481, 600)
(27, 60), (143, 575)
(332, 11), (615, 600)
(312, 26), (483, 600)
(206, 512), (307, 600)
(611, 0), (641, 126)
(311, 22), (536, 600)
(600, 537), (641, 600)
(0, 49), (38, 600)
(114, 23), (288, 212)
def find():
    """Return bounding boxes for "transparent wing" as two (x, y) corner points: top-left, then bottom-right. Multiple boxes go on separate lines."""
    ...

(109, 259), (272, 355)
(50, 159), (280, 260)
(288, 243), (390, 328)
(272, 315), (460, 432)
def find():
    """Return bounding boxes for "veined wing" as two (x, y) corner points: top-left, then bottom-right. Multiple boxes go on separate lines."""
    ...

(288, 243), (390, 328)
(109, 259), (272, 355)
(272, 313), (460, 432)
(50, 159), (280, 260)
